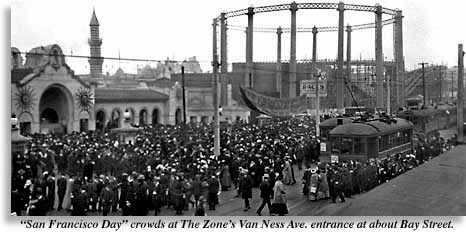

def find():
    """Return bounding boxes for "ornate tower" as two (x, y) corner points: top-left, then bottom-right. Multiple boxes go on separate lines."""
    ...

(88, 10), (103, 79)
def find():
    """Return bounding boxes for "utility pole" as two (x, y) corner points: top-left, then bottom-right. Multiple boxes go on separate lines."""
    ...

(451, 71), (455, 101)
(181, 66), (187, 125)
(212, 18), (220, 157)
(181, 65), (188, 145)
(419, 62), (428, 108)
(457, 44), (464, 144)
(387, 74), (391, 114)
(439, 66), (443, 103)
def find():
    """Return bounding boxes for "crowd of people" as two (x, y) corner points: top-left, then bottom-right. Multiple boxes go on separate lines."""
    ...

(11, 115), (457, 216)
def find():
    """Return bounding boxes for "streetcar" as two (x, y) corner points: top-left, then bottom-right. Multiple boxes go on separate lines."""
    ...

(397, 105), (456, 138)
(327, 117), (414, 162)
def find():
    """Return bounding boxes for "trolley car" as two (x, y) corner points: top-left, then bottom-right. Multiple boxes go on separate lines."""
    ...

(397, 105), (456, 138)
(327, 118), (414, 162)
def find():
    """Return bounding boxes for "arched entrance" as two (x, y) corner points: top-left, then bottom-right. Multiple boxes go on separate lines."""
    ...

(139, 109), (148, 126)
(152, 108), (159, 126)
(39, 84), (73, 134)
(175, 108), (182, 125)
(96, 110), (106, 131)
(109, 108), (121, 129)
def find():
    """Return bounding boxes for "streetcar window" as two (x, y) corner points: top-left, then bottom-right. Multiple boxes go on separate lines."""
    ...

(353, 137), (366, 154)
(341, 137), (353, 155)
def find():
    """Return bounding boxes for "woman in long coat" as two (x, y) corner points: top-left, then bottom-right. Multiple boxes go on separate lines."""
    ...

(317, 169), (330, 199)
(309, 169), (320, 201)
(220, 165), (232, 191)
(271, 175), (288, 216)
(282, 161), (293, 185)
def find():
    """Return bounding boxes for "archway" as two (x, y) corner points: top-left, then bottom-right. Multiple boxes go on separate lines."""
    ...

(139, 109), (148, 126)
(39, 84), (73, 134)
(109, 108), (121, 129)
(152, 108), (160, 126)
(95, 110), (106, 131)
(175, 108), (182, 125)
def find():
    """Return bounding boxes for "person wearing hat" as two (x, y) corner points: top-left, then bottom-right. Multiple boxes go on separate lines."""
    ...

(28, 187), (48, 216)
(309, 167), (320, 201)
(238, 170), (253, 211)
(271, 174), (288, 216)
(207, 174), (220, 211)
(71, 186), (88, 216)
(256, 174), (273, 216)
(100, 182), (114, 216)
(135, 175), (150, 216)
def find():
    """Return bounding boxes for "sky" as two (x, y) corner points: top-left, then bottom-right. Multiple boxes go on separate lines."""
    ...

(10, 0), (466, 75)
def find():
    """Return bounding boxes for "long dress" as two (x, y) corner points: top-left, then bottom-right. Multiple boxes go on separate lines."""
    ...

(309, 173), (319, 201)
(282, 162), (293, 185)
(271, 180), (288, 215)
(61, 178), (73, 210)
(318, 172), (330, 199)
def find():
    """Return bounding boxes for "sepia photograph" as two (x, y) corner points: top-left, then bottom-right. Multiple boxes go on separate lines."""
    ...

(7, 0), (466, 218)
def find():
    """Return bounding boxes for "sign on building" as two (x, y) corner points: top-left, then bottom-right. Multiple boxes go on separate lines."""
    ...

(300, 80), (327, 97)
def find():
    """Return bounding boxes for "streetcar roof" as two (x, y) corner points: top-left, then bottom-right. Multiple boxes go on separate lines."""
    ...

(329, 118), (413, 136)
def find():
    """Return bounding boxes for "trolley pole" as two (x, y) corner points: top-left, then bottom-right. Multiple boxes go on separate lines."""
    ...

(457, 44), (464, 144)
(419, 62), (428, 108)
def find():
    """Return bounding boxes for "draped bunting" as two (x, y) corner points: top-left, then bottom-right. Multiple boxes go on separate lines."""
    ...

(240, 87), (311, 117)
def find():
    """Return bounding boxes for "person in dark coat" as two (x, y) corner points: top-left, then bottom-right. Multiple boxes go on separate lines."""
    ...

(119, 174), (130, 215)
(238, 171), (253, 211)
(207, 175), (220, 210)
(71, 187), (88, 216)
(28, 187), (48, 216)
(328, 169), (345, 203)
(256, 174), (273, 216)
(46, 174), (55, 210)
(192, 174), (202, 208)
(11, 188), (23, 216)
(135, 175), (149, 216)
(100, 183), (114, 216)
(171, 175), (184, 215)
(56, 174), (67, 211)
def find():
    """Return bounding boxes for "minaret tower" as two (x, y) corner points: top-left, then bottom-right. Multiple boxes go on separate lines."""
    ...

(88, 9), (103, 79)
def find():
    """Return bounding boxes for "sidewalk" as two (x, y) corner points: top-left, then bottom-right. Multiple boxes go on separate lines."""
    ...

(313, 145), (466, 216)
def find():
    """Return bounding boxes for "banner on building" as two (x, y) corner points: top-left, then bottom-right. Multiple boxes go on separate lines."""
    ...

(240, 87), (311, 117)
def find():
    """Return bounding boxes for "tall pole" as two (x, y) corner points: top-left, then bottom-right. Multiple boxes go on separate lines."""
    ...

(394, 10), (404, 107)
(419, 62), (428, 108)
(289, 1), (298, 98)
(181, 66), (187, 125)
(387, 74), (391, 114)
(375, 4), (384, 110)
(346, 25), (352, 106)
(452, 71), (455, 101)
(212, 18), (220, 157)
(457, 44), (464, 143)
(220, 13), (228, 106)
(276, 27), (283, 98)
(439, 66), (443, 102)
(312, 26), (320, 137)
(336, 2), (345, 111)
(246, 7), (254, 88)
